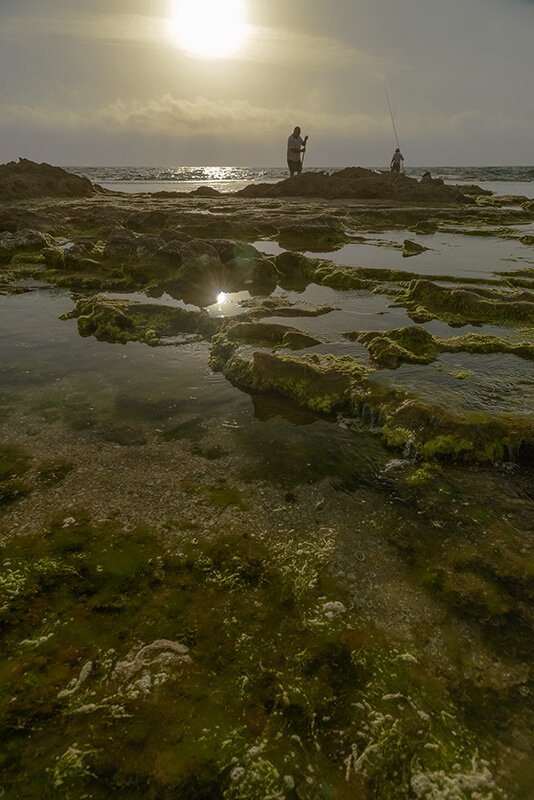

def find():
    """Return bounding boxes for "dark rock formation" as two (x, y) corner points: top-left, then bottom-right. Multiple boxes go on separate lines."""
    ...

(0, 159), (101, 200)
(236, 167), (471, 204)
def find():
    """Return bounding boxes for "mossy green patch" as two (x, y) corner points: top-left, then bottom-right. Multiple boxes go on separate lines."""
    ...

(36, 458), (74, 485)
(0, 513), (506, 799)
(206, 484), (243, 508)
(0, 443), (32, 507)
(402, 462), (442, 486)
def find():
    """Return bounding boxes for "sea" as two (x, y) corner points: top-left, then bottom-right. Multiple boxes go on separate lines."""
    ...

(66, 165), (534, 198)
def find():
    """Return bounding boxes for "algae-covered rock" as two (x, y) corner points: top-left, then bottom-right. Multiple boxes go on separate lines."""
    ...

(62, 296), (223, 346)
(224, 351), (369, 414)
(41, 246), (64, 269)
(209, 321), (320, 371)
(312, 263), (374, 291)
(396, 279), (534, 325)
(354, 326), (440, 368)
(276, 214), (350, 251)
(408, 219), (438, 235)
(0, 229), (52, 264)
(519, 235), (534, 246)
(351, 326), (534, 368)
(402, 239), (428, 257)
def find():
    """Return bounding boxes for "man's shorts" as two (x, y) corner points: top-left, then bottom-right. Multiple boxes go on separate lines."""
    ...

(288, 159), (302, 173)
(391, 163), (400, 173)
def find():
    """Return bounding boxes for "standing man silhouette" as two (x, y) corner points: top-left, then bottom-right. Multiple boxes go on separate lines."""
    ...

(287, 126), (308, 177)
(390, 148), (404, 174)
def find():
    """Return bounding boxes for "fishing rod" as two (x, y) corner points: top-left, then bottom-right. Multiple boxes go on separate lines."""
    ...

(301, 135), (309, 169)
(384, 86), (404, 173)
(384, 86), (400, 150)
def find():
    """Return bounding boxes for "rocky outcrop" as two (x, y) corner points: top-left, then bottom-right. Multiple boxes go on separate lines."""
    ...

(402, 239), (427, 257)
(236, 167), (471, 204)
(0, 159), (102, 200)
(0, 229), (53, 263)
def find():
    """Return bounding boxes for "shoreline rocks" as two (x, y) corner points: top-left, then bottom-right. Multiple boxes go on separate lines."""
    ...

(0, 158), (103, 200)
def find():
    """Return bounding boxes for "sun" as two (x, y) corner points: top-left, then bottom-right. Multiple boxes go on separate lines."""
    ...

(171, 0), (247, 58)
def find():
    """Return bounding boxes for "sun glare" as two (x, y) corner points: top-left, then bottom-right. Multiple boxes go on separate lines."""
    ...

(171, 0), (247, 58)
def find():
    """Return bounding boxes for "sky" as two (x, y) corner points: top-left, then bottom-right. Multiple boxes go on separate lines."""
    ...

(0, 0), (532, 167)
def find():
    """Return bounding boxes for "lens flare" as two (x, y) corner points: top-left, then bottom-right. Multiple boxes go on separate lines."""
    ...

(216, 292), (227, 304)
(171, 0), (247, 58)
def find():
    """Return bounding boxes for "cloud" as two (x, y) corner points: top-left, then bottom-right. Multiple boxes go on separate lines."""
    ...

(242, 26), (386, 77)
(0, 95), (388, 140)
(2, 94), (527, 153)
(0, 11), (170, 47)
(449, 110), (517, 136)
(0, 10), (386, 75)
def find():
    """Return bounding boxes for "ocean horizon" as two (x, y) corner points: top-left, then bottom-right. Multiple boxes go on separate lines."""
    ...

(65, 164), (534, 196)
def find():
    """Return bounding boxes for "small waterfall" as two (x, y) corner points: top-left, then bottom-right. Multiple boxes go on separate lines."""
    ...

(403, 436), (416, 460)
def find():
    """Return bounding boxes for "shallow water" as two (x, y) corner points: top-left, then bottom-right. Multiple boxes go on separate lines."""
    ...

(302, 230), (533, 280)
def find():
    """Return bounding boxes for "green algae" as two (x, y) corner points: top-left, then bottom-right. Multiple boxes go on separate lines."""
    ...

(0, 512), (507, 799)
(36, 458), (74, 485)
(402, 462), (442, 486)
(206, 483), (243, 508)
(0, 443), (32, 506)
